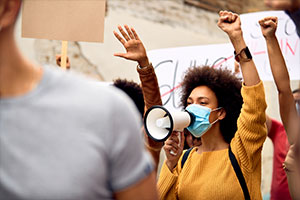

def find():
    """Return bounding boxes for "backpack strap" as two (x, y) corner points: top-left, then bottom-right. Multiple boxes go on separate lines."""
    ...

(181, 147), (193, 169)
(228, 145), (251, 200)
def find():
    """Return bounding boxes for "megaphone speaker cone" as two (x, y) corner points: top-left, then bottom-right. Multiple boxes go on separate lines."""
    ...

(144, 106), (174, 142)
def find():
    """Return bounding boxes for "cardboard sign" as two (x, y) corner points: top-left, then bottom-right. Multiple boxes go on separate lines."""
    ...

(22, 0), (106, 42)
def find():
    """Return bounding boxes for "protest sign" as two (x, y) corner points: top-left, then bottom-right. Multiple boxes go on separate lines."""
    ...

(148, 11), (299, 110)
(22, 0), (106, 42)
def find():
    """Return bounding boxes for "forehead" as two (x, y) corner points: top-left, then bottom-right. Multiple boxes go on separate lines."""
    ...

(188, 86), (217, 100)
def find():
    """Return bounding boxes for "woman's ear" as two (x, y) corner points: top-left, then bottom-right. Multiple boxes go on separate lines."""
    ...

(218, 108), (226, 120)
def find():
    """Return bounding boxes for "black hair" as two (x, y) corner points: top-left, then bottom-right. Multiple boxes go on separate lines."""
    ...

(113, 78), (144, 118)
(292, 88), (300, 94)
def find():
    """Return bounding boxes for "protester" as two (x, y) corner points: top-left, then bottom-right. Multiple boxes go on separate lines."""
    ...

(113, 25), (163, 171)
(259, 16), (300, 200)
(157, 11), (267, 200)
(266, 116), (292, 200)
(0, 0), (158, 199)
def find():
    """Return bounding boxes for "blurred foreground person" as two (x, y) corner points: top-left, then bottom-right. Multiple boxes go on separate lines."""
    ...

(0, 0), (158, 199)
(259, 16), (300, 200)
(57, 24), (164, 171)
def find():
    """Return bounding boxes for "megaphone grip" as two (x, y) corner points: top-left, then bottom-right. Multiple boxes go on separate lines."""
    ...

(170, 133), (181, 156)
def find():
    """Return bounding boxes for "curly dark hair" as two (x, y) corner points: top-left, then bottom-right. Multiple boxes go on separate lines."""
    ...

(180, 66), (243, 144)
(292, 88), (300, 94)
(113, 78), (144, 118)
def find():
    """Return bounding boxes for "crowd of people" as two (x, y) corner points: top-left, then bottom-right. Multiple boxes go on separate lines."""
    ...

(0, 0), (299, 199)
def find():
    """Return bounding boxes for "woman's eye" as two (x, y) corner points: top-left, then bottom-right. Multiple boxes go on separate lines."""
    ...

(200, 102), (207, 105)
(187, 102), (192, 105)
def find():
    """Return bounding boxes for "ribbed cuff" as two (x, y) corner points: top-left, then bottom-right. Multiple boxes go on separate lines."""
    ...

(157, 161), (178, 198)
(241, 81), (267, 113)
(137, 63), (154, 76)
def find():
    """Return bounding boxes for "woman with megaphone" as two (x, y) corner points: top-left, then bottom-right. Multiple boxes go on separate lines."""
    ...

(157, 11), (267, 200)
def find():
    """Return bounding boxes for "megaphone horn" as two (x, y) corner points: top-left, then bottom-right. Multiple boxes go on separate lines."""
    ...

(144, 105), (194, 142)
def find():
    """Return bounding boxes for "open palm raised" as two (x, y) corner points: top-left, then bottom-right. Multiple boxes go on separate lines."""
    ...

(114, 25), (149, 67)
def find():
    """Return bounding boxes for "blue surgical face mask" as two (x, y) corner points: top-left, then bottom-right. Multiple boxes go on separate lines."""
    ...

(186, 104), (222, 138)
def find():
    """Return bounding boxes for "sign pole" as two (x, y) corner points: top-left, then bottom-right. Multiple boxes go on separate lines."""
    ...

(61, 41), (68, 70)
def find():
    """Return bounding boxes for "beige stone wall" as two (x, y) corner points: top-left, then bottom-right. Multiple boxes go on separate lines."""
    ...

(184, 0), (268, 13)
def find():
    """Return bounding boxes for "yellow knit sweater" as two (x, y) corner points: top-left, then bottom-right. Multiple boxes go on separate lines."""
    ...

(158, 81), (267, 200)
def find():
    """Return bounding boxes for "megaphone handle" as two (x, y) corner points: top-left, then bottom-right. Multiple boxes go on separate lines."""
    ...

(170, 132), (181, 156)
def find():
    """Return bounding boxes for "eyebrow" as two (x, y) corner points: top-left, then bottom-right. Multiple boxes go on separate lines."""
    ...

(187, 96), (210, 101)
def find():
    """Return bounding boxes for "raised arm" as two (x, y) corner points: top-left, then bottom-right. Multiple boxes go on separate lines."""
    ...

(259, 16), (299, 145)
(114, 26), (163, 171)
(218, 11), (267, 173)
(218, 11), (260, 86)
(113, 25), (149, 67)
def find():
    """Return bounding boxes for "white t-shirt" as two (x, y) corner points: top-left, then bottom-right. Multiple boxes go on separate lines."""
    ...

(0, 67), (153, 200)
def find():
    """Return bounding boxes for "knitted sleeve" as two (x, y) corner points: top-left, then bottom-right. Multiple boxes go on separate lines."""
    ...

(231, 81), (267, 172)
(157, 161), (179, 200)
(157, 148), (190, 199)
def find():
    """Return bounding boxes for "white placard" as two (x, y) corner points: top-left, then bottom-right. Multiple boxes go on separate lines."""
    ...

(148, 11), (299, 110)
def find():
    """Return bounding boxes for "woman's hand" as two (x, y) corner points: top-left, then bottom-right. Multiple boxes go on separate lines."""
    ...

(259, 16), (278, 38)
(113, 25), (149, 67)
(56, 55), (71, 69)
(217, 11), (242, 40)
(164, 131), (185, 171)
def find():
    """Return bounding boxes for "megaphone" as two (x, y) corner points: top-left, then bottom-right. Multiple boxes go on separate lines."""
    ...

(144, 105), (194, 142)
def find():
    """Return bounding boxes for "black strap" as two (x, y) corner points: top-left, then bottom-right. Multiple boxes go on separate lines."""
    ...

(229, 145), (251, 200)
(181, 146), (250, 200)
(181, 147), (193, 168)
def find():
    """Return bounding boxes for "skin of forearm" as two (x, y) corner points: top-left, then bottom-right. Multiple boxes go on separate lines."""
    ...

(265, 36), (291, 93)
(278, 94), (299, 145)
(229, 34), (260, 86)
(265, 36), (299, 145)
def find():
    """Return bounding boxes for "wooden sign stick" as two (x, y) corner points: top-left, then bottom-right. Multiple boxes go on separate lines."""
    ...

(61, 41), (68, 70)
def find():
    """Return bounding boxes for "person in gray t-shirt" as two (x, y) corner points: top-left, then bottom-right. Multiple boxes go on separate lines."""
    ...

(0, 1), (158, 200)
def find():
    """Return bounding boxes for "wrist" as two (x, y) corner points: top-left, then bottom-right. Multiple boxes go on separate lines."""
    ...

(264, 35), (277, 41)
(138, 56), (150, 68)
(234, 46), (252, 62)
(230, 37), (247, 54)
(228, 30), (243, 41)
(166, 160), (177, 171)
